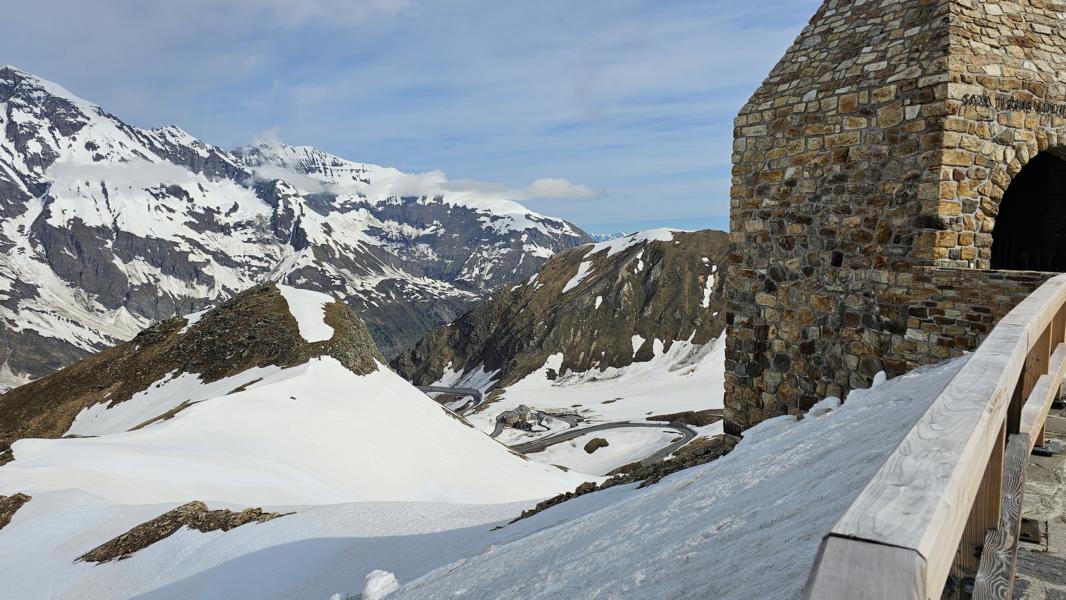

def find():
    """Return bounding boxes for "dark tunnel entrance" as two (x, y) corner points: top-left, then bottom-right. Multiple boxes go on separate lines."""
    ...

(991, 150), (1066, 272)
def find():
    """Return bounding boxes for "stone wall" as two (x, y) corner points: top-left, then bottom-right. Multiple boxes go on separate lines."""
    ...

(725, 267), (1050, 430)
(725, 0), (1066, 434)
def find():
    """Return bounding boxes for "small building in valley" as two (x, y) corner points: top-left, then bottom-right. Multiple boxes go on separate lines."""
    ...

(725, 0), (1066, 433)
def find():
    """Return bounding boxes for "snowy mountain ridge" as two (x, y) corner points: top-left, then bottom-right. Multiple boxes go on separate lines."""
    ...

(0, 65), (589, 387)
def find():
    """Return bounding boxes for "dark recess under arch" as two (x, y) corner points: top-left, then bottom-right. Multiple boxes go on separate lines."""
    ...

(991, 150), (1066, 272)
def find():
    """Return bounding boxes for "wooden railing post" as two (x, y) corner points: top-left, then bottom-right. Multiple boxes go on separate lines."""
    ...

(974, 433), (1031, 600)
(1012, 328), (1051, 434)
(1051, 304), (1066, 347)
(954, 423), (1006, 583)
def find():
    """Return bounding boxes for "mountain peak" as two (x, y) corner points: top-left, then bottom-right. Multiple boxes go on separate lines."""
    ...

(0, 65), (96, 109)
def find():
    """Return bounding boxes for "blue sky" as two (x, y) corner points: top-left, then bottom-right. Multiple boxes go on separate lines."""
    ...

(3, 0), (820, 233)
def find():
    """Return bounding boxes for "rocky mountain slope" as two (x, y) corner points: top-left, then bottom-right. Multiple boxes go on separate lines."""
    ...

(0, 66), (588, 388)
(394, 228), (728, 390)
(393, 228), (730, 475)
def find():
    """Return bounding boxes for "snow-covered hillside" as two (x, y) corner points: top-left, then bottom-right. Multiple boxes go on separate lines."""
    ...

(464, 336), (726, 474)
(0, 65), (589, 387)
(0, 339), (968, 599)
(390, 357), (967, 600)
(3, 357), (587, 506)
(0, 283), (590, 599)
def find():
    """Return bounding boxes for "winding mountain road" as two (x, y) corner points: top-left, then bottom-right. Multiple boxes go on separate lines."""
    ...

(508, 422), (697, 467)
(417, 387), (697, 467)
(417, 386), (484, 414)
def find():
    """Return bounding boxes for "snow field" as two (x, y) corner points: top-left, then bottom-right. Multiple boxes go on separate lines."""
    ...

(392, 356), (969, 599)
(3, 358), (588, 506)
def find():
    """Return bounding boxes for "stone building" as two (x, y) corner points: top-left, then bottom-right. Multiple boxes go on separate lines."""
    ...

(724, 0), (1066, 434)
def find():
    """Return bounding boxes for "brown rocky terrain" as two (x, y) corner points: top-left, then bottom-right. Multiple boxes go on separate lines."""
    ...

(647, 409), (724, 427)
(393, 229), (728, 389)
(0, 283), (384, 452)
(0, 493), (30, 530)
(79, 501), (288, 563)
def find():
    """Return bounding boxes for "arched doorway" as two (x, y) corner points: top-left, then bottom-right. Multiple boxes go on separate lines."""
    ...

(991, 149), (1066, 271)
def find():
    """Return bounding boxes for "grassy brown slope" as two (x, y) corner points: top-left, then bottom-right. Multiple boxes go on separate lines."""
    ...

(393, 229), (728, 389)
(0, 283), (383, 450)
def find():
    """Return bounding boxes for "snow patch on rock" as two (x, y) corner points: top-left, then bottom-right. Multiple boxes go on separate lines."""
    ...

(277, 285), (335, 343)
(562, 260), (593, 293)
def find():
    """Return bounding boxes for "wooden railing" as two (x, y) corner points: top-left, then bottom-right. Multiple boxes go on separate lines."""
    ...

(805, 273), (1066, 600)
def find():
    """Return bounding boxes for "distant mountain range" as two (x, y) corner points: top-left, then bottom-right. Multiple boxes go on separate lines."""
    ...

(0, 66), (588, 387)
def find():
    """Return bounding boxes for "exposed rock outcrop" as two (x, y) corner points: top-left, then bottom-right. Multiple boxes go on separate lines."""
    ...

(646, 409), (723, 428)
(0, 493), (30, 530)
(583, 438), (609, 454)
(78, 501), (288, 563)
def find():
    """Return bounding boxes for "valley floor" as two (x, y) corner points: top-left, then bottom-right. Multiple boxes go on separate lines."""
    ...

(437, 335), (727, 475)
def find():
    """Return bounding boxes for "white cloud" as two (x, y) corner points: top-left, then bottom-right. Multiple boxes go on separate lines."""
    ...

(521, 178), (598, 200)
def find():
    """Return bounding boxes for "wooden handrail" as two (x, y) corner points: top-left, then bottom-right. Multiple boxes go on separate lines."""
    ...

(805, 273), (1066, 599)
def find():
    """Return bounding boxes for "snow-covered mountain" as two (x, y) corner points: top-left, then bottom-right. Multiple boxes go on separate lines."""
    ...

(0, 65), (589, 388)
(589, 231), (629, 242)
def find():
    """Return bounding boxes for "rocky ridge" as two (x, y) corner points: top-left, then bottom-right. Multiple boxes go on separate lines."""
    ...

(393, 229), (728, 391)
(0, 282), (381, 453)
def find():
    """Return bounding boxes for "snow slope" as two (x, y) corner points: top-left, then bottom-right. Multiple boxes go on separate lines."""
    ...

(1, 358), (587, 506)
(0, 282), (595, 598)
(1, 354), (966, 600)
(0, 481), (641, 600)
(393, 356), (968, 599)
